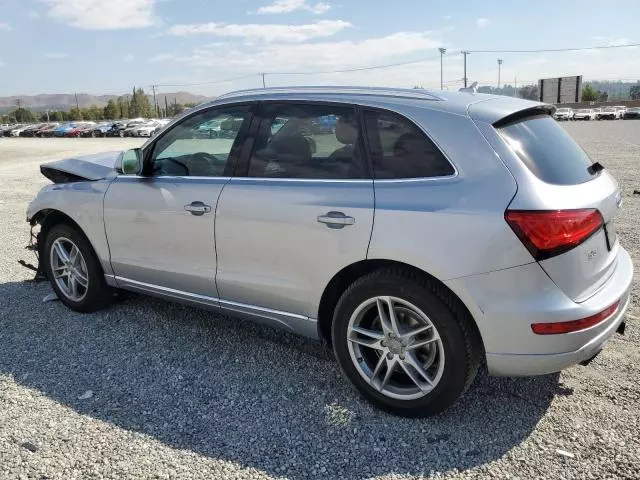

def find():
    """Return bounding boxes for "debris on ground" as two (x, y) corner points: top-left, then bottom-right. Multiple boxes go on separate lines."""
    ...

(77, 390), (94, 400)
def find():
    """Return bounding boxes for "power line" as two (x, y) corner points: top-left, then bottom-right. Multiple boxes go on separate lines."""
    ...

(153, 74), (259, 88)
(469, 42), (640, 54)
(268, 54), (457, 76)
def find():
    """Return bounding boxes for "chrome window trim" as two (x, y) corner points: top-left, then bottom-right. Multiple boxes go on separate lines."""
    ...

(115, 175), (232, 181)
(230, 177), (373, 184)
(373, 173), (459, 183)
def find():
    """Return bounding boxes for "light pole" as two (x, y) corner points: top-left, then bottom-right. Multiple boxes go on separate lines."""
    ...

(461, 51), (470, 88)
(497, 59), (503, 90)
(438, 48), (446, 90)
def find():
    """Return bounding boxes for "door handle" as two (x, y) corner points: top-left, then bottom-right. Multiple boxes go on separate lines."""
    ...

(317, 211), (355, 229)
(185, 201), (212, 216)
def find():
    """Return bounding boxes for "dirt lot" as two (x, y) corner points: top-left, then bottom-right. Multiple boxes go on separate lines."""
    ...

(0, 124), (639, 479)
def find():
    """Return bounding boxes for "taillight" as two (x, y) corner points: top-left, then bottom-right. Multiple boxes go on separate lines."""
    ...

(531, 301), (619, 334)
(505, 209), (604, 260)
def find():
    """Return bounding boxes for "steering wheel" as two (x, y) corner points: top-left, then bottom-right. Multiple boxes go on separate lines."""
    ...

(152, 158), (190, 176)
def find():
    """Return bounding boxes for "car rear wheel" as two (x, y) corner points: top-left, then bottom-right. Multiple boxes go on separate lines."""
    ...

(332, 268), (481, 417)
(43, 224), (112, 313)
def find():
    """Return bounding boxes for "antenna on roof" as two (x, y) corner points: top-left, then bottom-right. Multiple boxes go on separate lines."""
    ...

(459, 82), (478, 93)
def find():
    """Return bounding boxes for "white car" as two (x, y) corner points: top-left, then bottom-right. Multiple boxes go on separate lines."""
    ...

(10, 125), (33, 137)
(134, 121), (162, 137)
(597, 107), (619, 120)
(553, 108), (574, 121)
(573, 109), (596, 121)
(614, 106), (627, 118)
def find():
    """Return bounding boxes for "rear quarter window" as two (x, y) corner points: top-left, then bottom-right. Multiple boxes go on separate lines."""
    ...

(497, 115), (594, 185)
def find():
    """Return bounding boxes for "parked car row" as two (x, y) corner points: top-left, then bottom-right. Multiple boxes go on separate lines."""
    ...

(0, 119), (172, 138)
(553, 106), (640, 121)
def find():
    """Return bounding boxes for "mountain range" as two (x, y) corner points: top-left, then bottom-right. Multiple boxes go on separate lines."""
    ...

(0, 91), (210, 112)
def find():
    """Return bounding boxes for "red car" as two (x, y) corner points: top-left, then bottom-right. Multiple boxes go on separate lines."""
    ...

(65, 123), (96, 137)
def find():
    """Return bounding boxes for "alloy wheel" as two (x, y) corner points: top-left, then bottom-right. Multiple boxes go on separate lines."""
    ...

(347, 296), (445, 400)
(49, 237), (89, 302)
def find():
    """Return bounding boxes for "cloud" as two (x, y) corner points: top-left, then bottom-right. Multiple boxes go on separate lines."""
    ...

(255, 0), (331, 15)
(43, 52), (67, 59)
(123, 53), (135, 62)
(155, 31), (441, 73)
(476, 18), (490, 28)
(28, 10), (41, 19)
(0, 22), (11, 31)
(0, 60), (4, 67)
(168, 19), (350, 43)
(442, 15), (452, 20)
(41, 0), (156, 30)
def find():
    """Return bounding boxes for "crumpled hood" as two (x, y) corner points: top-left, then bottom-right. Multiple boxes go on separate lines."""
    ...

(40, 151), (123, 183)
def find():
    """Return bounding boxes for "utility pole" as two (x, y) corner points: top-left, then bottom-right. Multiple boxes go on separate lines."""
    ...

(461, 51), (470, 88)
(74, 93), (79, 111)
(438, 48), (447, 90)
(261, 73), (266, 88)
(151, 84), (158, 117)
(164, 96), (169, 118)
(497, 59), (503, 90)
(514, 76), (517, 97)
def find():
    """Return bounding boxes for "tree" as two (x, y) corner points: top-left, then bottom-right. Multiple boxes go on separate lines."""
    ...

(68, 107), (83, 121)
(630, 84), (640, 100)
(50, 111), (66, 121)
(104, 99), (119, 119)
(12, 107), (35, 122)
(581, 84), (599, 101)
(518, 85), (539, 101)
(131, 87), (152, 118)
(86, 104), (103, 120)
(598, 90), (608, 102)
(117, 96), (130, 119)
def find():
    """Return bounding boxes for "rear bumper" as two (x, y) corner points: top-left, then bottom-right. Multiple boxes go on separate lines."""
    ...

(446, 246), (633, 376)
(486, 292), (630, 375)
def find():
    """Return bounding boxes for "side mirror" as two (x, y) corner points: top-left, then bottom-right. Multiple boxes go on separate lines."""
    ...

(120, 148), (142, 175)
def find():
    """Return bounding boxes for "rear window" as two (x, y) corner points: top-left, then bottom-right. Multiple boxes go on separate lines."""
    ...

(498, 115), (594, 185)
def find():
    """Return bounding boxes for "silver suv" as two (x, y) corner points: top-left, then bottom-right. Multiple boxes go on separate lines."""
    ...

(27, 87), (633, 417)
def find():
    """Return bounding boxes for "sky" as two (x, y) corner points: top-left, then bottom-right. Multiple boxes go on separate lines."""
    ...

(1, 0), (639, 97)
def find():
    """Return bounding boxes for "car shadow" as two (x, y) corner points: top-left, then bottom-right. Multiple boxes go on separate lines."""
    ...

(0, 280), (562, 478)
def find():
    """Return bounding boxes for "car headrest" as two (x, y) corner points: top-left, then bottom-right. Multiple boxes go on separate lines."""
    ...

(335, 117), (358, 145)
(269, 132), (312, 162)
(393, 133), (430, 157)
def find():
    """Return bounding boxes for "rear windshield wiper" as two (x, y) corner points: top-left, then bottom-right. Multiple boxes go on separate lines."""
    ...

(587, 162), (604, 176)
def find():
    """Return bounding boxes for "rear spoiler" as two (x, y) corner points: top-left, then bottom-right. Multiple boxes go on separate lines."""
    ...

(493, 105), (556, 129)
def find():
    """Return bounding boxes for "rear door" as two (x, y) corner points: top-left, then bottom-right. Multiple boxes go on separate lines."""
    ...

(214, 102), (374, 320)
(496, 114), (621, 302)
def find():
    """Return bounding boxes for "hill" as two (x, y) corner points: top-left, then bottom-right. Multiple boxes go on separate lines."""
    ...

(0, 91), (210, 113)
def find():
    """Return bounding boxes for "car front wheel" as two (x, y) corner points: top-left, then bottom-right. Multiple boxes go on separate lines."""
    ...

(332, 268), (482, 417)
(43, 223), (112, 312)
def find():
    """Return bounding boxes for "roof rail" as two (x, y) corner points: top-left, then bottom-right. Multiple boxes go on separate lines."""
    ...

(216, 85), (444, 102)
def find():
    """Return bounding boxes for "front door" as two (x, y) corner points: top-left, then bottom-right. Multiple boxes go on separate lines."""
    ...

(104, 105), (253, 299)
(215, 102), (374, 323)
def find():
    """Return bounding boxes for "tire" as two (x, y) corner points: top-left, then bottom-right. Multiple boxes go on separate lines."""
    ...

(331, 268), (482, 417)
(43, 223), (112, 313)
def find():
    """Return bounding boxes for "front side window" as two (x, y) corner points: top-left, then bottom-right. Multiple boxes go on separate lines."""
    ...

(363, 111), (455, 179)
(148, 106), (250, 177)
(247, 104), (367, 179)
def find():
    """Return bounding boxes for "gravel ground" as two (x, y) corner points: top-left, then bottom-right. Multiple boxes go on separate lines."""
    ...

(0, 126), (639, 480)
